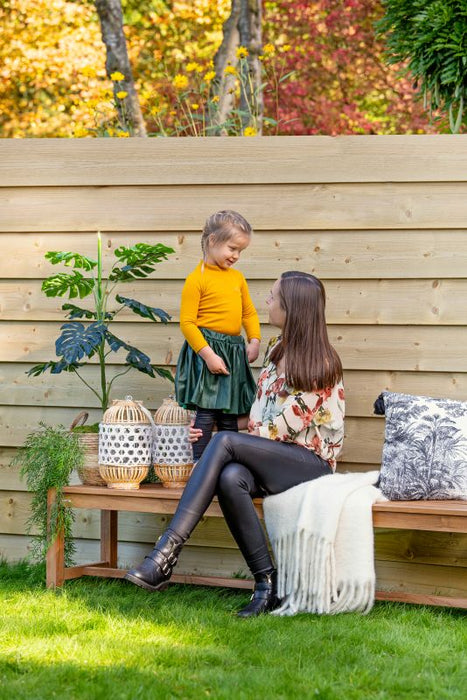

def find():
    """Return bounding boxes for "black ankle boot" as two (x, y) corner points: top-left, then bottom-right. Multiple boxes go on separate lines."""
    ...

(124, 531), (184, 592)
(237, 570), (280, 618)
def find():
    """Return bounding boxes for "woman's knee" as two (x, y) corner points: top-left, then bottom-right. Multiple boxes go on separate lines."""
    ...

(210, 429), (236, 451)
(217, 463), (252, 494)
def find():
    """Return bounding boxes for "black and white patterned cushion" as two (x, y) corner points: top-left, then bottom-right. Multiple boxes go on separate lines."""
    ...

(375, 392), (467, 500)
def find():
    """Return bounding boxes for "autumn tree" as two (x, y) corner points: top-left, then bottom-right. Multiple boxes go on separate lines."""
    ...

(95, 0), (146, 136)
(262, 0), (441, 134)
(210, 0), (263, 132)
(0, 0), (442, 137)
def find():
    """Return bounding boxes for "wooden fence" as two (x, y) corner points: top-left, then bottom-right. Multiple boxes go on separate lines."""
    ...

(1, 136), (466, 599)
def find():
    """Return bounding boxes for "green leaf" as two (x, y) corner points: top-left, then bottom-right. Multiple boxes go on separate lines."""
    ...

(104, 330), (172, 380)
(55, 322), (107, 364)
(27, 360), (82, 377)
(110, 243), (174, 282)
(45, 251), (97, 271)
(42, 272), (95, 299)
(152, 366), (175, 383)
(115, 295), (171, 323)
(278, 71), (296, 83)
(61, 303), (114, 321)
(61, 303), (97, 320)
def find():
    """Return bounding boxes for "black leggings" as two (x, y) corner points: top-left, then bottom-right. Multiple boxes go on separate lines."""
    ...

(168, 431), (332, 576)
(192, 407), (238, 460)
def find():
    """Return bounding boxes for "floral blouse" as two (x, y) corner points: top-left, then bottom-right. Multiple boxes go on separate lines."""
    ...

(248, 337), (345, 471)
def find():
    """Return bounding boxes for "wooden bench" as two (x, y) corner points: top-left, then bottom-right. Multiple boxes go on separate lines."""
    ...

(46, 483), (467, 608)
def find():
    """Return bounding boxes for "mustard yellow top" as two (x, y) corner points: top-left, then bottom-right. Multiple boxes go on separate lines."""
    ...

(180, 261), (261, 353)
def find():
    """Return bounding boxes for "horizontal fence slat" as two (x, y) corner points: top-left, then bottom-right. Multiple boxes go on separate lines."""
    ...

(0, 408), (383, 461)
(2, 365), (466, 415)
(2, 136), (467, 186)
(1, 230), (466, 280)
(2, 183), (467, 232)
(1, 322), (466, 371)
(2, 278), (467, 325)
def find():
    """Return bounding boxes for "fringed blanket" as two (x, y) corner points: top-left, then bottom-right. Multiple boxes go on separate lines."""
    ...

(263, 470), (386, 616)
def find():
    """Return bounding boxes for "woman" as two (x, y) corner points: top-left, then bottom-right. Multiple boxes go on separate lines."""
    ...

(125, 271), (345, 617)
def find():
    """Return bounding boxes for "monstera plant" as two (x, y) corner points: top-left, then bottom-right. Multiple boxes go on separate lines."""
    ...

(29, 232), (175, 412)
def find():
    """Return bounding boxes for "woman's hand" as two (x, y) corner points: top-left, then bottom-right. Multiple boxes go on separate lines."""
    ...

(188, 421), (203, 443)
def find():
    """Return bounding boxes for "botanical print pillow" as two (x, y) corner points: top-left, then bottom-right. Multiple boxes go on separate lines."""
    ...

(375, 392), (467, 500)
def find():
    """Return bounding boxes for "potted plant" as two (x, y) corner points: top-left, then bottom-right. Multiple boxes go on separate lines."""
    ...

(11, 423), (85, 565)
(28, 232), (175, 483)
(28, 232), (174, 411)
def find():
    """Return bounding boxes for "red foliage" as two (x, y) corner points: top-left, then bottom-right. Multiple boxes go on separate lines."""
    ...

(263, 0), (444, 135)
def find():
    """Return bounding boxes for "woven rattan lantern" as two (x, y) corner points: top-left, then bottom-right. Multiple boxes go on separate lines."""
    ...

(98, 396), (153, 490)
(153, 397), (194, 488)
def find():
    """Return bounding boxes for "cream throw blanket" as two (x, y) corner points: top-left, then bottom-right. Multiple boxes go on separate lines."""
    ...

(263, 470), (386, 616)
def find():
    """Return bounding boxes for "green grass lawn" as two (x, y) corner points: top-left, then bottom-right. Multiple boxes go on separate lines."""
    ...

(0, 561), (465, 700)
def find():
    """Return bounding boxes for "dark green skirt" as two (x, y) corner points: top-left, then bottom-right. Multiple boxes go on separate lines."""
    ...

(175, 328), (257, 414)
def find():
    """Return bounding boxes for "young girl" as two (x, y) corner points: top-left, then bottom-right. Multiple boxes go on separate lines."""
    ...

(175, 210), (261, 460)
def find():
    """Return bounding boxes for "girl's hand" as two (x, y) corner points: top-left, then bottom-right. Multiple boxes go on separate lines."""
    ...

(248, 418), (261, 436)
(205, 353), (229, 375)
(188, 421), (203, 443)
(246, 339), (260, 363)
(198, 346), (230, 374)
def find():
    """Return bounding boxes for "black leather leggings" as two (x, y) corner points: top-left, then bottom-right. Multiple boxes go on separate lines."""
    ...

(167, 431), (332, 576)
(192, 407), (238, 460)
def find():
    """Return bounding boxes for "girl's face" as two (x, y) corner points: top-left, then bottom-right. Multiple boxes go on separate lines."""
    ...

(206, 231), (250, 269)
(266, 278), (286, 329)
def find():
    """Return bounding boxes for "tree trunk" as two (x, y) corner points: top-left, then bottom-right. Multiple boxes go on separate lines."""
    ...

(238, 0), (263, 132)
(94, 0), (147, 137)
(209, 0), (263, 134)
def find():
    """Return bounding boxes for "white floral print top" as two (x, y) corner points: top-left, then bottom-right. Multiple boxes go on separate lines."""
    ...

(248, 337), (345, 471)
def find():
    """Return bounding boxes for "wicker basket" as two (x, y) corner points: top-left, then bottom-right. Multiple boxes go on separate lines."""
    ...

(71, 411), (105, 486)
(153, 397), (194, 488)
(98, 397), (152, 490)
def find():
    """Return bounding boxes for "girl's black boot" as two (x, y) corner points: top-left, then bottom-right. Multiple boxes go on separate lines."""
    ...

(124, 530), (184, 592)
(237, 570), (280, 618)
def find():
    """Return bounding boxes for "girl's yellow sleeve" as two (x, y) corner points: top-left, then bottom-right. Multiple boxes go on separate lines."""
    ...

(179, 275), (208, 353)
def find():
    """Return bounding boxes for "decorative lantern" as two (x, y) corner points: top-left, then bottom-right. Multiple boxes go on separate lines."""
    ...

(98, 396), (153, 490)
(153, 397), (194, 488)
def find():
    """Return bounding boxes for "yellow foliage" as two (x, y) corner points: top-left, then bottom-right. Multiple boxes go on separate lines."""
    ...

(1, 0), (230, 137)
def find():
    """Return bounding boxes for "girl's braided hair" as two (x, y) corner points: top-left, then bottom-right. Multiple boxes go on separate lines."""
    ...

(201, 210), (252, 261)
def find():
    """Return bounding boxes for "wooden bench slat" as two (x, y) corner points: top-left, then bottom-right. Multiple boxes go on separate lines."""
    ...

(49, 484), (467, 607)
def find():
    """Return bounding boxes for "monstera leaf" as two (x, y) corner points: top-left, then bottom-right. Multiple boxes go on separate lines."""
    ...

(61, 303), (114, 321)
(55, 322), (107, 364)
(45, 251), (97, 271)
(42, 272), (95, 299)
(105, 330), (174, 381)
(61, 303), (97, 320)
(115, 295), (171, 323)
(27, 359), (83, 377)
(109, 243), (175, 282)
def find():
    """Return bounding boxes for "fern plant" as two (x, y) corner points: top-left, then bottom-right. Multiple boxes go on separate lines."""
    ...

(28, 233), (175, 412)
(377, 0), (467, 132)
(11, 424), (84, 565)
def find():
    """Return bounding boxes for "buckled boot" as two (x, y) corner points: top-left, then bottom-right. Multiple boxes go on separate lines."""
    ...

(237, 570), (280, 618)
(124, 530), (184, 592)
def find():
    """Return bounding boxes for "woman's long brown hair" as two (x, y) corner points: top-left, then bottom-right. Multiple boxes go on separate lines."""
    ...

(269, 271), (343, 392)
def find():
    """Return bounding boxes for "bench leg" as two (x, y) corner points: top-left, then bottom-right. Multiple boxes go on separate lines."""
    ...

(101, 510), (118, 567)
(46, 488), (65, 589)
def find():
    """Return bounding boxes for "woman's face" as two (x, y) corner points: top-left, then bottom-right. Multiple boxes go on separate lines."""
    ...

(266, 278), (286, 329)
